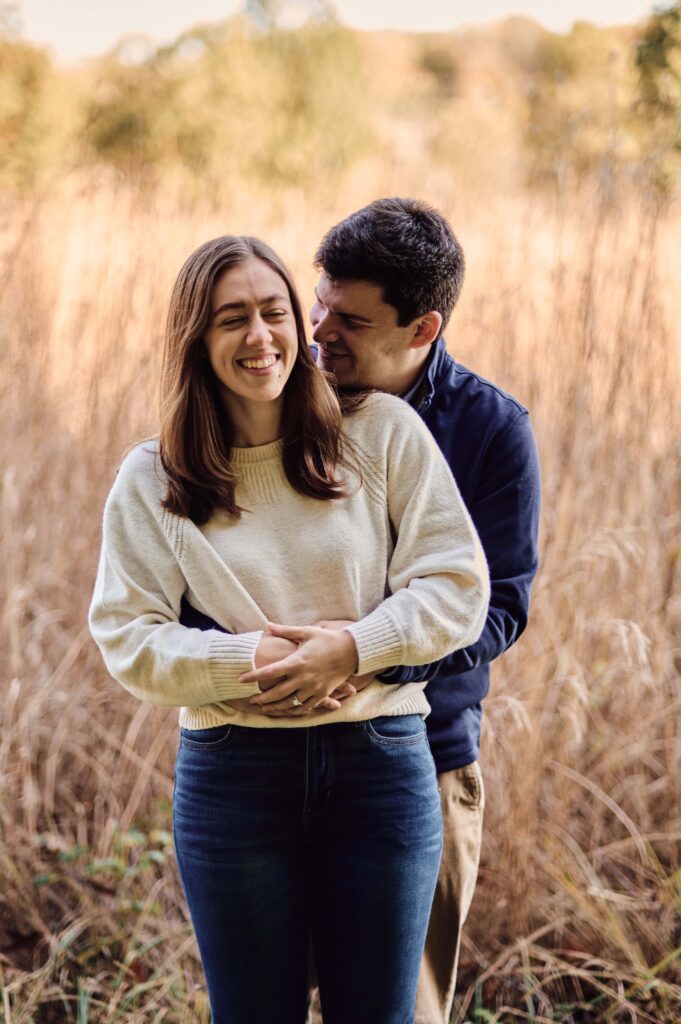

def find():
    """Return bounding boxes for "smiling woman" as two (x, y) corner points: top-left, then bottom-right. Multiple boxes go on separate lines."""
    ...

(158, 235), (350, 524)
(87, 232), (490, 1023)
(203, 259), (299, 446)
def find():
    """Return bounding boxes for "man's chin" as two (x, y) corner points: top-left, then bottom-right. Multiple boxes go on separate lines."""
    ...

(320, 357), (355, 385)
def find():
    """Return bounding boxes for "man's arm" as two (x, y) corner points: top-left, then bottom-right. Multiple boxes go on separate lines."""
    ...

(377, 410), (541, 685)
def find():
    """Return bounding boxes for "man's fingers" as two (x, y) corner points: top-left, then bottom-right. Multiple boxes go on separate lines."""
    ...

(329, 681), (356, 698)
(249, 678), (301, 705)
(256, 697), (341, 716)
(312, 618), (356, 630)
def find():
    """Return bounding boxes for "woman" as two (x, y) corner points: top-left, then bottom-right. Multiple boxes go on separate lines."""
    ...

(88, 235), (489, 1024)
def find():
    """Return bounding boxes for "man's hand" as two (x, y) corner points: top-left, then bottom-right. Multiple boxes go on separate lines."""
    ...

(240, 622), (359, 712)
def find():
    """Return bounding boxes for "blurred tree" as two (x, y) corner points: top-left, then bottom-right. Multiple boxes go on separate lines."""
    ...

(245, 0), (332, 32)
(635, 2), (681, 188)
(419, 42), (458, 98)
(78, 13), (372, 193)
(253, 18), (372, 186)
(81, 52), (175, 178)
(0, 38), (73, 188)
(524, 22), (639, 190)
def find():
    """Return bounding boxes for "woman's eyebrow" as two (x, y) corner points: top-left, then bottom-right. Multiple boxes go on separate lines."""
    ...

(212, 294), (288, 320)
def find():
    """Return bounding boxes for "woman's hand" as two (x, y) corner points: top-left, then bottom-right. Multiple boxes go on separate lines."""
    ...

(315, 619), (376, 695)
(239, 622), (359, 713)
(226, 631), (347, 715)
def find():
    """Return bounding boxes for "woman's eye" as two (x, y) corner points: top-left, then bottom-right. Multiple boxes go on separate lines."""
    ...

(264, 309), (287, 320)
(221, 317), (246, 328)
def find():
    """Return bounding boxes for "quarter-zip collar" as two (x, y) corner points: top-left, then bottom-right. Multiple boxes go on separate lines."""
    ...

(405, 338), (452, 415)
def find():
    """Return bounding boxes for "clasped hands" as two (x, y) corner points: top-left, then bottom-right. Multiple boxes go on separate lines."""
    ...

(227, 619), (375, 719)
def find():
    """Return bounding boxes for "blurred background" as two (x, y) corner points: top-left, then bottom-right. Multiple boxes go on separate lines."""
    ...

(1, 0), (680, 1020)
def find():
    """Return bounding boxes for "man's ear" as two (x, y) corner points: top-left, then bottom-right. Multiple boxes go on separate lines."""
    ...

(409, 310), (443, 349)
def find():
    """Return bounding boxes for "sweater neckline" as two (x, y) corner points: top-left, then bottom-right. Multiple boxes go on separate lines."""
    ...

(230, 438), (284, 465)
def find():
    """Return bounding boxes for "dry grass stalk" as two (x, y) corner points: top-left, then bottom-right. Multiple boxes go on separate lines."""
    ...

(0, 176), (679, 1021)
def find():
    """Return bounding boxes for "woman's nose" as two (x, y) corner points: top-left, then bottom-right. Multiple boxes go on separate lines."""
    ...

(245, 315), (272, 345)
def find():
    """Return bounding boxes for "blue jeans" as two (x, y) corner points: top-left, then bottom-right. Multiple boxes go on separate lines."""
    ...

(172, 715), (443, 1024)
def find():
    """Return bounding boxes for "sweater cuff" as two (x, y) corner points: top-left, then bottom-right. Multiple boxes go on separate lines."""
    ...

(344, 612), (403, 676)
(207, 630), (263, 700)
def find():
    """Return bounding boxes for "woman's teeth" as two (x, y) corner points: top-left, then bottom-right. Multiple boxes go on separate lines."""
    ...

(239, 356), (277, 369)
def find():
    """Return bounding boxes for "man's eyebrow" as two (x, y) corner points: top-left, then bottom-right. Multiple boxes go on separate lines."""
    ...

(314, 288), (375, 325)
(212, 293), (288, 320)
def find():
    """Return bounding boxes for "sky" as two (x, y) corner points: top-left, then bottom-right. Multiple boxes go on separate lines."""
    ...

(18, 0), (657, 63)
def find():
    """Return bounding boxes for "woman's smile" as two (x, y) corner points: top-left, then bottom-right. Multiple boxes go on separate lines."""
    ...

(236, 353), (281, 374)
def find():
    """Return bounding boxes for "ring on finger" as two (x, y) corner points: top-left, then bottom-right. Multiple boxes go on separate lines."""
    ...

(291, 693), (304, 708)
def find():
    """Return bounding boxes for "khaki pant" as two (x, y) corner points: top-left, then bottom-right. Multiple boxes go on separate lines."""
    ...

(415, 761), (485, 1024)
(307, 761), (485, 1024)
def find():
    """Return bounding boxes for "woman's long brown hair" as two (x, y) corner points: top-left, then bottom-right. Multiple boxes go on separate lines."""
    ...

(159, 235), (362, 525)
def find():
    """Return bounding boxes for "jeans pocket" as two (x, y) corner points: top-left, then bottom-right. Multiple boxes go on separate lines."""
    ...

(364, 714), (427, 746)
(179, 723), (234, 751)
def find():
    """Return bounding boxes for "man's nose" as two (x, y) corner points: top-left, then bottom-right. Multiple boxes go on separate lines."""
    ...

(309, 300), (323, 327)
(310, 306), (340, 343)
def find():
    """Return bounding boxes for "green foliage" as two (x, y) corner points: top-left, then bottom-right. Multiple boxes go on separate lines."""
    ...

(524, 22), (639, 187)
(635, 3), (681, 188)
(419, 42), (458, 97)
(0, 40), (59, 186)
(78, 14), (372, 192)
(637, 2), (681, 116)
(1, 12), (680, 196)
(82, 53), (180, 177)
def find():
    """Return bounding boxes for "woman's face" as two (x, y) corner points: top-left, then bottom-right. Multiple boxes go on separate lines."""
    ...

(204, 257), (299, 411)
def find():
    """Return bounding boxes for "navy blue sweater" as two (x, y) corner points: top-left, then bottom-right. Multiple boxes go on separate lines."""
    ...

(179, 338), (541, 773)
(375, 339), (541, 771)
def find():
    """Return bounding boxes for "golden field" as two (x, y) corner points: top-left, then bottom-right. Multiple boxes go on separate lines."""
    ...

(0, 165), (678, 1023)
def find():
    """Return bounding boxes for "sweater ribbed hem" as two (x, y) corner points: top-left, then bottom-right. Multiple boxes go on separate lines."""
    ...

(178, 680), (430, 730)
(344, 611), (403, 676)
(207, 630), (263, 700)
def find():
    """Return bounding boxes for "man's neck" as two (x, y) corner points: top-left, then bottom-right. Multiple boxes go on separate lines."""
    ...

(394, 345), (434, 398)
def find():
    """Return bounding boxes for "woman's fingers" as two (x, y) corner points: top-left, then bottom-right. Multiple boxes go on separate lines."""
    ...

(239, 654), (300, 687)
(266, 622), (315, 642)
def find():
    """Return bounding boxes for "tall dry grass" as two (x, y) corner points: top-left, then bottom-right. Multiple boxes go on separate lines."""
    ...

(0, 173), (680, 1022)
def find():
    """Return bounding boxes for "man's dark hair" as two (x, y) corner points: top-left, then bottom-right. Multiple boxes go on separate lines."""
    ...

(314, 197), (465, 330)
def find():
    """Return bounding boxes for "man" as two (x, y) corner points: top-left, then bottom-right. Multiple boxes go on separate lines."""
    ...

(181, 197), (541, 1023)
(309, 198), (541, 1023)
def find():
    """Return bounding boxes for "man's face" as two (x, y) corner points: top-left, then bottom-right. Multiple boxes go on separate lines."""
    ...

(310, 275), (419, 393)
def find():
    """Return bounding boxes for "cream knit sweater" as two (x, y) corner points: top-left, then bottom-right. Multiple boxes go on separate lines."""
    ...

(88, 393), (489, 730)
